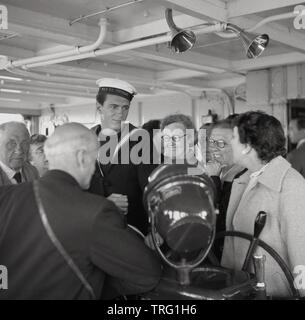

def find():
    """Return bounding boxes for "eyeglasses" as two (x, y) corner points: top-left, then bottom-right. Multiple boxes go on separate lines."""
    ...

(162, 134), (186, 142)
(208, 138), (227, 149)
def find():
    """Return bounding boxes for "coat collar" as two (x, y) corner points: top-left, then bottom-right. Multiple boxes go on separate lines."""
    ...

(41, 170), (80, 188)
(234, 156), (291, 193)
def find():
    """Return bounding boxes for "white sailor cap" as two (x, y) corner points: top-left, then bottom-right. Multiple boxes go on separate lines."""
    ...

(96, 78), (137, 102)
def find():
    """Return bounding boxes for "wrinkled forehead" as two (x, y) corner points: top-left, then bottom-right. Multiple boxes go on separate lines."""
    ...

(210, 128), (232, 141)
(0, 125), (30, 142)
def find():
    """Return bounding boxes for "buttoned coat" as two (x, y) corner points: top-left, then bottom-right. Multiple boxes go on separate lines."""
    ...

(221, 156), (305, 297)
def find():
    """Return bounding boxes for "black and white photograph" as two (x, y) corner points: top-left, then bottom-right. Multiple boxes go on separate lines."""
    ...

(0, 0), (305, 307)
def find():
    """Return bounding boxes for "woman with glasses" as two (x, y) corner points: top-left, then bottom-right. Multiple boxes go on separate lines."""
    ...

(160, 114), (198, 166)
(205, 118), (246, 260)
(144, 114), (205, 252)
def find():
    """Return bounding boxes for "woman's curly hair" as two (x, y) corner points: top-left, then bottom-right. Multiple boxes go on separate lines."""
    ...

(161, 113), (198, 145)
(235, 111), (286, 162)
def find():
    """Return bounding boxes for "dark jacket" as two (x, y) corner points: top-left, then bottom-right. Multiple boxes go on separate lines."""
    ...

(211, 168), (247, 260)
(89, 123), (159, 235)
(287, 143), (305, 179)
(0, 170), (162, 300)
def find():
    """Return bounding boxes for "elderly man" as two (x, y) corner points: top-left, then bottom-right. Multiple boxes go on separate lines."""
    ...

(287, 117), (305, 178)
(89, 78), (158, 236)
(0, 123), (162, 300)
(0, 121), (38, 185)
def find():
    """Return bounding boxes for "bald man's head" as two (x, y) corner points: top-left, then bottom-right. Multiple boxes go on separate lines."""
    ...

(45, 123), (98, 189)
(45, 123), (97, 157)
(0, 122), (30, 170)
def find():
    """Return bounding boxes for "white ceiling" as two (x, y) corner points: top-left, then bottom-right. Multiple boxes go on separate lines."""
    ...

(0, 0), (305, 114)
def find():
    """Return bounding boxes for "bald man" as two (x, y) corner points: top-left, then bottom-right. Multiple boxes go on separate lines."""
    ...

(0, 123), (161, 300)
(0, 121), (39, 185)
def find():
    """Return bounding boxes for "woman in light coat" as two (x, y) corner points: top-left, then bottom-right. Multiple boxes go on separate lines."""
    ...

(221, 111), (305, 298)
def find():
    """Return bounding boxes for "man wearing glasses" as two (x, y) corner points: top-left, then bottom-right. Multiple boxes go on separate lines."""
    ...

(0, 122), (39, 186)
(89, 78), (157, 236)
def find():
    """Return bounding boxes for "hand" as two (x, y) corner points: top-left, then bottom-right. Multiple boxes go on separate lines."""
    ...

(145, 232), (164, 250)
(107, 193), (128, 215)
(205, 161), (223, 176)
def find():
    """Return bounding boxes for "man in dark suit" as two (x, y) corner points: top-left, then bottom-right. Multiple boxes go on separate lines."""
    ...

(89, 78), (158, 236)
(0, 123), (162, 300)
(287, 118), (305, 178)
(0, 122), (38, 185)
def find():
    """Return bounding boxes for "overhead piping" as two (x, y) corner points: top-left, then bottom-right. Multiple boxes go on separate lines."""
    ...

(11, 23), (226, 69)
(3, 68), (96, 86)
(1, 8), (285, 71)
(2, 18), (107, 69)
(217, 11), (298, 39)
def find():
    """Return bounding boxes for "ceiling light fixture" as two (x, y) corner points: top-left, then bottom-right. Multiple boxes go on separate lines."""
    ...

(225, 23), (269, 59)
(165, 8), (196, 53)
(165, 9), (269, 58)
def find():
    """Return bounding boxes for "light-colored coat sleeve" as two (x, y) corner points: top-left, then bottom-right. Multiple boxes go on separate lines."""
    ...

(279, 170), (305, 297)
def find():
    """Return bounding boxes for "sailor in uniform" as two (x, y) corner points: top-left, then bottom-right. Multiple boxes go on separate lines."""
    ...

(89, 78), (158, 235)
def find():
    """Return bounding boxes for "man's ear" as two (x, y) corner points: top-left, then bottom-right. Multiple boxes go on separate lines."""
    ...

(242, 144), (252, 155)
(75, 148), (86, 169)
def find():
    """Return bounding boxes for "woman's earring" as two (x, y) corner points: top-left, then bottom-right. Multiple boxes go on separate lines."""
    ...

(241, 149), (247, 155)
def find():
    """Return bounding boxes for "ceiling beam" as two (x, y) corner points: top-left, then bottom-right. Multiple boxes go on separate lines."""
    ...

(0, 77), (95, 91)
(112, 14), (205, 43)
(0, 83), (95, 99)
(176, 76), (246, 89)
(6, 4), (101, 45)
(129, 48), (232, 73)
(0, 43), (158, 87)
(155, 0), (227, 22)
(228, 0), (304, 18)
(0, 44), (35, 60)
(38, 60), (156, 82)
(0, 106), (41, 115)
(0, 92), (67, 104)
(232, 52), (305, 71)
(157, 69), (208, 81)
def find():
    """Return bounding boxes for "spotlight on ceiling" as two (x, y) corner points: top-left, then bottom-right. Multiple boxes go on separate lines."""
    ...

(226, 24), (269, 59)
(165, 8), (196, 53)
